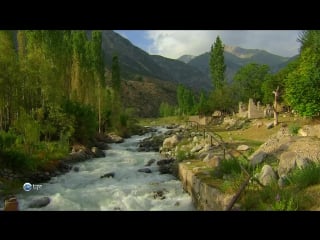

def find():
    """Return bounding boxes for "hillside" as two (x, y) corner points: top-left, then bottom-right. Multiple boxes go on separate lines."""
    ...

(121, 77), (177, 117)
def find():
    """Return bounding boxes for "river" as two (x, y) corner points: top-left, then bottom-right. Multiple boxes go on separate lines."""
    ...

(16, 127), (195, 211)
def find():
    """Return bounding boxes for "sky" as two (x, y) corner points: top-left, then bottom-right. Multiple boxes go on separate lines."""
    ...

(114, 30), (301, 59)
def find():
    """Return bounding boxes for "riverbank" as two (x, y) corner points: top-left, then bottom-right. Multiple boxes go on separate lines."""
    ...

(0, 126), (155, 207)
(7, 126), (194, 211)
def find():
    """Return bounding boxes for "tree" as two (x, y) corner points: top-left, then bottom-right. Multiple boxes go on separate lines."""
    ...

(111, 55), (121, 93)
(210, 36), (226, 90)
(285, 30), (320, 117)
(233, 63), (271, 103)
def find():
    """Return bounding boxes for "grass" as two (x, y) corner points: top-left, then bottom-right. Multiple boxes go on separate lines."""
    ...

(287, 162), (320, 189)
(138, 116), (187, 127)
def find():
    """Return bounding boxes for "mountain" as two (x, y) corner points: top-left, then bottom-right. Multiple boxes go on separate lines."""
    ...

(177, 55), (196, 63)
(101, 31), (210, 92)
(188, 45), (294, 82)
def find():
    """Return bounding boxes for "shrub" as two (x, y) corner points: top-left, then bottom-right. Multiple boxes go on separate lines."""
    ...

(0, 150), (38, 171)
(176, 149), (193, 161)
(288, 123), (300, 135)
(219, 157), (242, 176)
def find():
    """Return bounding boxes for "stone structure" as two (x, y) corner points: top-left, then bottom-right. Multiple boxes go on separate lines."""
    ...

(238, 98), (273, 119)
(238, 102), (248, 118)
(188, 115), (212, 126)
(248, 98), (264, 119)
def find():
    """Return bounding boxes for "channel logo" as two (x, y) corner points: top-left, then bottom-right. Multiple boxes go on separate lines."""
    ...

(23, 182), (32, 191)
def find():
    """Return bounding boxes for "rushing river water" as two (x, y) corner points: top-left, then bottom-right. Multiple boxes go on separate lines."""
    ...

(16, 127), (195, 211)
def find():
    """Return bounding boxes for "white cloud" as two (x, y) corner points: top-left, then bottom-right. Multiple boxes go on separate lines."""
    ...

(146, 30), (301, 59)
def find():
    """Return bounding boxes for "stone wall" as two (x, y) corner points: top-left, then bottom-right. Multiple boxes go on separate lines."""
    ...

(238, 99), (273, 119)
(188, 115), (212, 126)
(178, 163), (234, 210)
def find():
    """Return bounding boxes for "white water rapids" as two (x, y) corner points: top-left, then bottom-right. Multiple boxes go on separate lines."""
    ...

(16, 127), (195, 211)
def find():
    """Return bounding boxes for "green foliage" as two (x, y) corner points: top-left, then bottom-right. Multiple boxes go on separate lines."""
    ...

(62, 100), (97, 143)
(208, 85), (238, 112)
(176, 149), (193, 161)
(272, 194), (298, 211)
(233, 63), (271, 103)
(0, 130), (17, 150)
(176, 84), (197, 116)
(196, 91), (211, 115)
(111, 55), (121, 93)
(288, 123), (300, 135)
(218, 157), (242, 176)
(210, 36), (226, 90)
(12, 109), (40, 155)
(0, 150), (38, 171)
(240, 183), (299, 211)
(159, 102), (176, 117)
(285, 30), (320, 117)
(287, 162), (320, 189)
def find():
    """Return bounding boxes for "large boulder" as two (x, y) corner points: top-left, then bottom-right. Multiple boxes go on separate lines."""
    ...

(249, 151), (267, 166)
(278, 151), (311, 176)
(278, 151), (297, 176)
(105, 133), (124, 143)
(163, 135), (180, 149)
(298, 125), (320, 138)
(28, 197), (51, 208)
(258, 165), (277, 186)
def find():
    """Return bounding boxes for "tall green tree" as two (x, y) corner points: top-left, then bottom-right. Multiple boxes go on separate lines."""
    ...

(0, 30), (19, 130)
(111, 55), (121, 93)
(285, 30), (320, 117)
(210, 36), (226, 90)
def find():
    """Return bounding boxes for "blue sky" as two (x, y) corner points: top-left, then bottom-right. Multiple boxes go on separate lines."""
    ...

(115, 30), (301, 59)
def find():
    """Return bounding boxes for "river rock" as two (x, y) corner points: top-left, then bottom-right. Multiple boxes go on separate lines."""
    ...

(190, 145), (203, 153)
(159, 164), (172, 174)
(28, 197), (51, 208)
(94, 141), (110, 150)
(100, 172), (115, 178)
(157, 158), (175, 166)
(163, 135), (180, 149)
(91, 147), (106, 158)
(105, 133), (124, 143)
(73, 166), (80, 172)
(138, 135), (165, 152)
(153, 190), (166, 200)
(145, 159), (156, 166)
(237, 145), (249, 151)
(138, 168), (152, 173)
